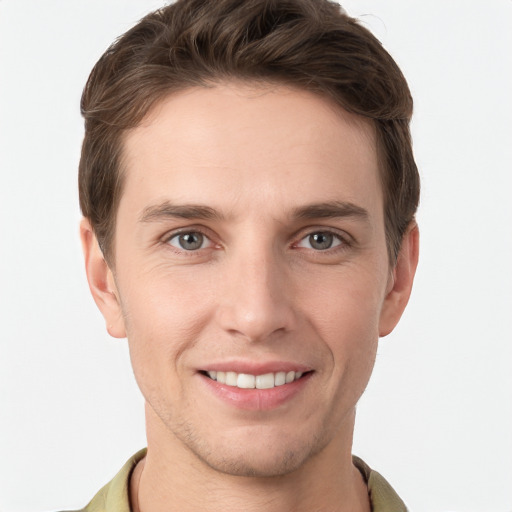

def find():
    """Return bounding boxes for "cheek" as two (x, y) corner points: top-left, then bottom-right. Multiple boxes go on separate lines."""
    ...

(300, 266), (384, 382)
(317, 294), (380, 375)
(120, 263), (214, 334)
(117, 270), (214, 393)
(315, 290), (380, 415)
(302, 263), (386, 338)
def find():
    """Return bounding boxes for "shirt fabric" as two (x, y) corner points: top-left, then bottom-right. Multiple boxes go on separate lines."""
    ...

(75, 449), (407, 512)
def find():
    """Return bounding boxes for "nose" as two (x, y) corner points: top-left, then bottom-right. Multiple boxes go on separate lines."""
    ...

(215, 243), (297, 343)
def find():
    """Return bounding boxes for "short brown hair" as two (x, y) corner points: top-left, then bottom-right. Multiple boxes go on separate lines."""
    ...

(79, 0), (419, 263)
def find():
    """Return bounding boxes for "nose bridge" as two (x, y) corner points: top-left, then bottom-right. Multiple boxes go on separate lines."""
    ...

(216, 235), (295, 342)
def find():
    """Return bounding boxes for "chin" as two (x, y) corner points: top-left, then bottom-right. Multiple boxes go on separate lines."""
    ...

(199, 449), (311, 478)
(179, 424), (326, 478)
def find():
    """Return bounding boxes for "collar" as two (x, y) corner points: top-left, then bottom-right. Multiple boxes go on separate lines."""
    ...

(82, 449), (407, 512)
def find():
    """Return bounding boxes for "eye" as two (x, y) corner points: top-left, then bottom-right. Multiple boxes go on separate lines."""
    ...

(296, 231), (343, 251)
(167, 231), (212, 251)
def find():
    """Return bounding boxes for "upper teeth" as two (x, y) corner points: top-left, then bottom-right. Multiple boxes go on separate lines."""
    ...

(206, 370), (303, 389)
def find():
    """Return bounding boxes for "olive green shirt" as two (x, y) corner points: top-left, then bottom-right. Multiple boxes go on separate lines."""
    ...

(76, 449), (407, 512)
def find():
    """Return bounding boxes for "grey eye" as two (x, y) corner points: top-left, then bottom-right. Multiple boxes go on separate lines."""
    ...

(309, 233), (333, 250)
(168, 232), (207, 251)
(297, 232), (342, 251)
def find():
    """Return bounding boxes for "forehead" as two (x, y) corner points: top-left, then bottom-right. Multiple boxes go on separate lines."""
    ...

(119, 83), (381, 221)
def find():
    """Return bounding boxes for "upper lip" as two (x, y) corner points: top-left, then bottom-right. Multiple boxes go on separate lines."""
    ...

(199, 360), (313, 375)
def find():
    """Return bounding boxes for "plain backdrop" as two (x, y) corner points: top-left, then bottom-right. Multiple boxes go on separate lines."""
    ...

(1, 1), (511, 511)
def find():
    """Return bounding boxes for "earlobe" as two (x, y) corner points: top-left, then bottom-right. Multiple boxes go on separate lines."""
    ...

(80, 218), (126, 339)
(379, 222), (419, 337)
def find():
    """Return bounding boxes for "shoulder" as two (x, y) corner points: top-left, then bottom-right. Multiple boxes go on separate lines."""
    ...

(63, 448), (147, 512)
(353, 455), (408, 512)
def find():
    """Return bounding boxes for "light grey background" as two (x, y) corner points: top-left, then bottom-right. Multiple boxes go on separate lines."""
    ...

(1, 1), (511, 511)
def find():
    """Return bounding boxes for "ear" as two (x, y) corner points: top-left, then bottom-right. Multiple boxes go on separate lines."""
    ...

(379, 222), (419, 337)
(80, 218), (126, 338)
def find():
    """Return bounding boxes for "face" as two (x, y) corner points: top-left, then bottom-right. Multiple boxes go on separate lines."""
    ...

(84, 83), (416, 478)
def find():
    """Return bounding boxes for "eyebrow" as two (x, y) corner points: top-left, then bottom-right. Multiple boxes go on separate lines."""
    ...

(139, 200), (369, 224)
(140, 202), (224, 223)
(292, 201), (370, 222)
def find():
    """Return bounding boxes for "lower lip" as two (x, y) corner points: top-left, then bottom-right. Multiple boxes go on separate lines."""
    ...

(199, 372), (312, 411)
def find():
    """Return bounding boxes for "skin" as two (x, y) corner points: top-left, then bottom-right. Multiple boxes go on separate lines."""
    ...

(81, 83), (419, 511)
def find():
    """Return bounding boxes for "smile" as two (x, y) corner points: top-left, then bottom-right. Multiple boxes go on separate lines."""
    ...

(205, 370), (304, 389)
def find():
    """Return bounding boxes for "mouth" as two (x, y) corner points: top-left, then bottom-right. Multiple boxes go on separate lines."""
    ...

(200, 370), (310, 390)
(198, 366), (313, 410)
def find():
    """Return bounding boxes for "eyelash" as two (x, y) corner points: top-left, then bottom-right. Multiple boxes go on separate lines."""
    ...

(163, 228), (217, 255)
(293, 230), (349, 252)
(161, 227), (352, 256)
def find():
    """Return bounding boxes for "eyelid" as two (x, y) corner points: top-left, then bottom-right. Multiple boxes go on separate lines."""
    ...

(158, 224), (353, 254)
(296, 233), (343, 250)
(161, 225), (219, 251)
(292, 226), (353, 248)
(161, 224), (213, 240)
(168, 232), (213, 250)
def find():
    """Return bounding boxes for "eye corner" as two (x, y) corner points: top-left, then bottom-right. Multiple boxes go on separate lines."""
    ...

(164, 229), (215, 252)
(295, 230), (348, 252)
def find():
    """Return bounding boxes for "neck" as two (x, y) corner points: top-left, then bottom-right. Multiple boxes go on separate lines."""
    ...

(131, 407), (370, 512)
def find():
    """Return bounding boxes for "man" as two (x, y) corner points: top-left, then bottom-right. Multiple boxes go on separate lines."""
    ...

(78, 0), (419, 510)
